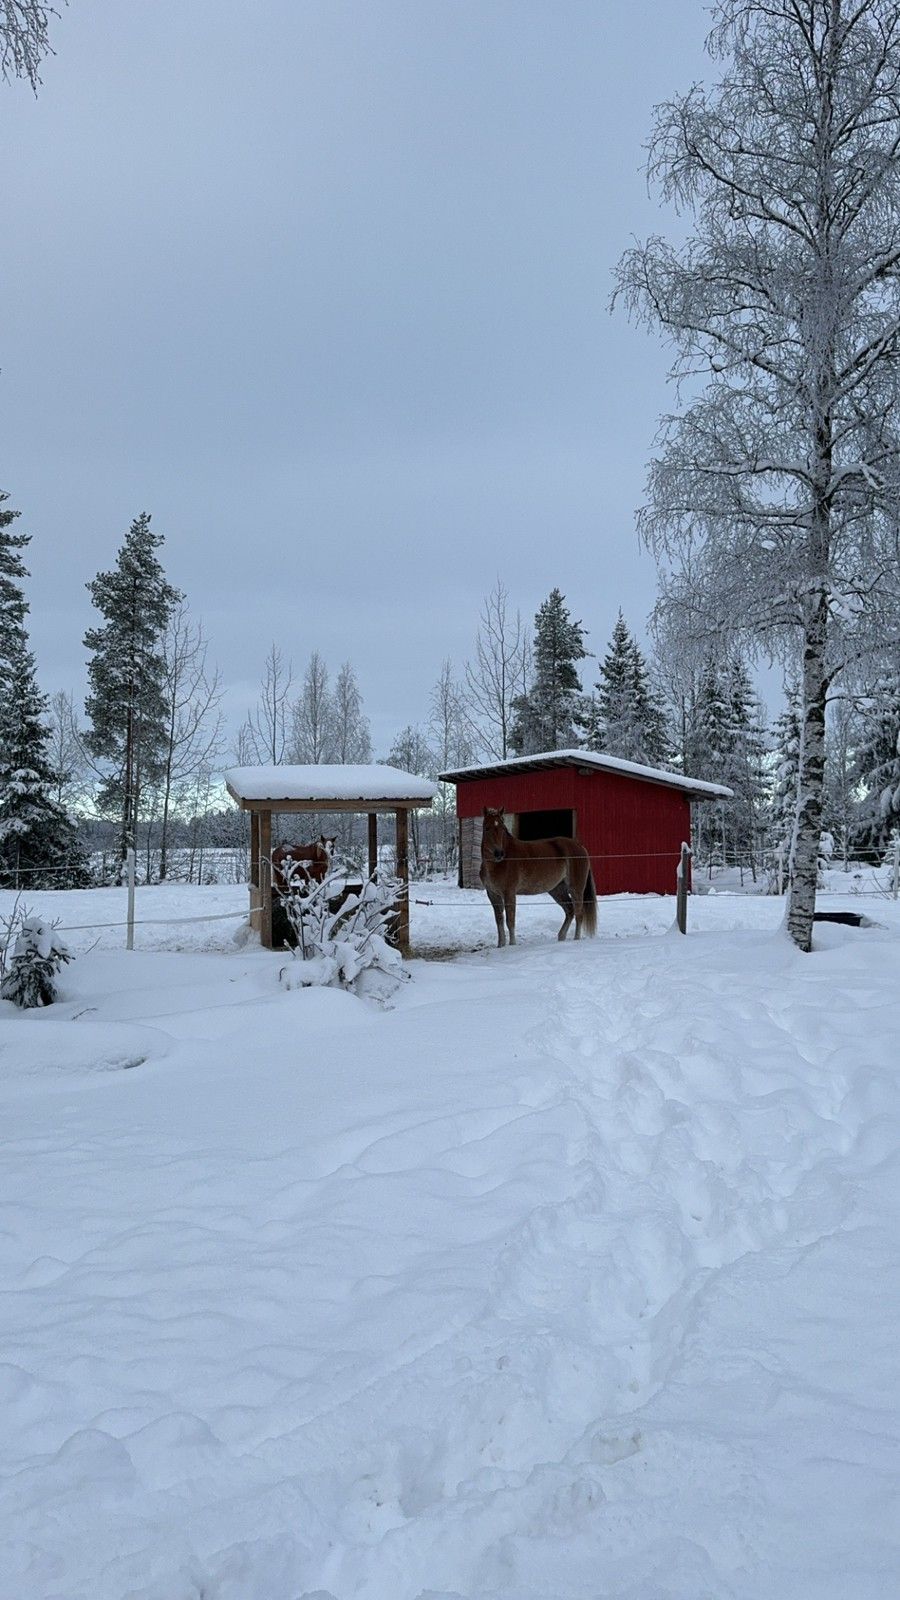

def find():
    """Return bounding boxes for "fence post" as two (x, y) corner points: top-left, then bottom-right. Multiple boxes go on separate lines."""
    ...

(893, 831), (899, 900)
(676, 842), (691, 935)
(126, 847), (136, 950)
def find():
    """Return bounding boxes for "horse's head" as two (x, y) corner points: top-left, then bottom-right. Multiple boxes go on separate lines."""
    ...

(481, 806), (509, 863)
(319, 834), (336, 860)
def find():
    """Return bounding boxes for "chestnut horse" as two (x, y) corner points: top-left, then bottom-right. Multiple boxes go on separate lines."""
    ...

(272, 835), (336, 894)
(479, 806), (597, 947)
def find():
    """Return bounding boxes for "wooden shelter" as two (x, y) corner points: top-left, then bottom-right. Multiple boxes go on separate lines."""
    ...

(225, 764), (437, 956)
(440, 750), (732, 896)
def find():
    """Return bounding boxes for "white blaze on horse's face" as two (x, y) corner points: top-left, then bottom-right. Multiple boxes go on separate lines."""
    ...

(482, 806), (507, 863)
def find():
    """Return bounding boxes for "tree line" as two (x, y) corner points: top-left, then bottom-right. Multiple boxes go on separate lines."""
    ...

(2, 488), (898, 890)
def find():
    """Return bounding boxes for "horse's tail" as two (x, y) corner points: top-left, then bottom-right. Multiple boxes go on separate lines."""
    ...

(582, 865), (598, 938)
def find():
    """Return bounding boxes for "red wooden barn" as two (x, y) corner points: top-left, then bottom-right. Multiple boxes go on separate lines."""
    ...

(440, 750), (732, 896)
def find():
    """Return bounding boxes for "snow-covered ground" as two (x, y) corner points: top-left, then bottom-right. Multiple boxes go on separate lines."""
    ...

(1, 882), (899, 1598)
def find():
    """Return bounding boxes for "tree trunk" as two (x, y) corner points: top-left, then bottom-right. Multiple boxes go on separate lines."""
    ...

(786, 592), (829, 952)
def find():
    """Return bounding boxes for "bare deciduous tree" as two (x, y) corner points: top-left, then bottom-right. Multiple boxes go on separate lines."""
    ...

(429, 659), (475, 871)
(616, 0), (900, 951)
(241, 643), (293, 767)
(465, 580), (529, 760)
(386, 723), (434, 871)
(155, 603), (224, 880)
(289, 650), (337, 765)
(46, 689), (91, 812)
(331, 660), (372, 857)
(332, 660), (372, 765)
(1, 0), (60, 90)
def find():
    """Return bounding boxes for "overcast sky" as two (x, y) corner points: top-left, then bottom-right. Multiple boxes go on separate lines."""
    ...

(1, 0), (715, 756)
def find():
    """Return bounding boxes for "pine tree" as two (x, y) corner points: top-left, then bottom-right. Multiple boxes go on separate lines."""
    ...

(590, 611), (671, 765)
(0, 638), (90, 889)
(509, 588), (588, 754)
(84, 514), (181, 875)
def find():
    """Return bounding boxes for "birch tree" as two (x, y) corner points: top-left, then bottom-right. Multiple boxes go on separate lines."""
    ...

(616, 0), (900, 950)
(46, 690), (91, 811)
(386, 723), (434, 870)
(240, 644), (293, 766)
(429, 658), (475, 871)
(289, 650), (337, 764)
(465, 580), (530, 759)
(1, 1), (59, 89)
(332, 661), (372, 765)
(155, 604), (224, 880)
(331, 660), (372, 856)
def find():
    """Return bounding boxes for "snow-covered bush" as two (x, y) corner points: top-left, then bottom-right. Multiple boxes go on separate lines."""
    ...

(0, 913), (72, 1008)
(279, 866), (406, 1003)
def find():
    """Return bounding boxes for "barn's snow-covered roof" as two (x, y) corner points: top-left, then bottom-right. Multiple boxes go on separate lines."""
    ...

(440, 749), (733, 801)
(225, 763), (437, 807)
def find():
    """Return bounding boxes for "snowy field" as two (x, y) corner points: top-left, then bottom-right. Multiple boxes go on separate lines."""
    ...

(1, 881), (899, 1599)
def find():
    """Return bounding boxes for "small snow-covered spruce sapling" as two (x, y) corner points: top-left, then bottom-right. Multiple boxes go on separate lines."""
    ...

(278, 865), (407, 1003)
(0, 914), (72, 1008)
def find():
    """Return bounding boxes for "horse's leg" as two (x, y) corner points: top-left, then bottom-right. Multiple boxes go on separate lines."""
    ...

(569, 860), (587, 939)
(549, 880), (574, 941)
(486, 886), (506, 947)
(504, 889), (517, 946)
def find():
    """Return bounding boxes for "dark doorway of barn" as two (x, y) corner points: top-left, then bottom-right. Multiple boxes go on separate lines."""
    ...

(515, 808), (575, 841)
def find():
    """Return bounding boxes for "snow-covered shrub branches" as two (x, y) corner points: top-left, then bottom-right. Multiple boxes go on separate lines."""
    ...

(616, 0), (900, 950)
(279, 867), (406, 1003)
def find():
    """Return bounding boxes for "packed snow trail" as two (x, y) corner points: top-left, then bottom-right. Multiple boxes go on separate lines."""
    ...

(0, 909), (898, 1598)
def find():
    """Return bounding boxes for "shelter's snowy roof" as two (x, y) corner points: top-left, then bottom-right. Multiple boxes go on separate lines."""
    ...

(225, 764), (437, 807)
(440, 749), (733, 801)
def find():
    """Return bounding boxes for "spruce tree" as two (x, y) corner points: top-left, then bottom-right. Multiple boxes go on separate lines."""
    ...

(591, 611), (670, 766)
(0, 491), (29, 684)
(854, 669), (900, 854)
(687, 650), (766, 875)
(0, 495), (90, 887)
(0, 638), (90, 889)
(770, 692), (803, 872)
(84, 514), (181, 875)
(509, 588), (588, 754)
(725, 652), (767, 879)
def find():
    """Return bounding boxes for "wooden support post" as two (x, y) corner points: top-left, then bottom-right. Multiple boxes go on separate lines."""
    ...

(250, 810), (260, 885)
(676, 842), (691, 934)
(125, 846), (136, 951)
(395, 806), (410, 957)
(259, 809), (273, 949)
(368, 812), (378, 880)
(248, 810), (261, 937)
